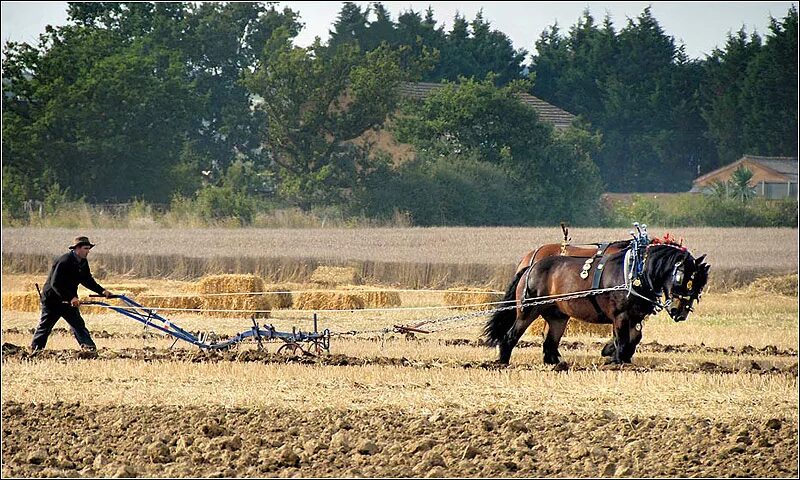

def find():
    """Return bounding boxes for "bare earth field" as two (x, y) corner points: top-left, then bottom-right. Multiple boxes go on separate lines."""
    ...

(2, 226), (798, 477)
(2, 273), (798, 477)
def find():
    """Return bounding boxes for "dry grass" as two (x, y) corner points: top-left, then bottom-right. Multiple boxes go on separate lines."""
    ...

(2, 227), (796, 289)
(1, 358), (796, 422)
(2, 274), (796, 424)
(1, 274), (796, 350)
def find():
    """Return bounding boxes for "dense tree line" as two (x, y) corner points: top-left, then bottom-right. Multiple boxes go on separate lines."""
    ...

(2, 2), (796, 225)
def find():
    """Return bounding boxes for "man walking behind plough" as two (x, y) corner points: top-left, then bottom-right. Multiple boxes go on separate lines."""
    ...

(30, 236), (113, 352)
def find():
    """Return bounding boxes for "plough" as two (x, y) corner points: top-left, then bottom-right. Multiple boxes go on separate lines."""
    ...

(84, 294), (330, 355)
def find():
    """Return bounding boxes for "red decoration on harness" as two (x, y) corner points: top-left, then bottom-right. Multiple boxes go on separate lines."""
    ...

(651, 233), (686, 250)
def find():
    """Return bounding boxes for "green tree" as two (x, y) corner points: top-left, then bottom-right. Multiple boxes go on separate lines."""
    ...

(393, 77), (603, 224)
(531, 7), (714, 192)
(740, 6), (798, 158)
(701, 29), (763, 166)
(243, 29), (423, 208)
(328, 2), (370, 50)
(2, 22), (201, 203)
(2, 2), (301, 207)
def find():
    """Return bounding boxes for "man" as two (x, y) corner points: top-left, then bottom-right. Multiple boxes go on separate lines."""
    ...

(31, 236), (113, 352)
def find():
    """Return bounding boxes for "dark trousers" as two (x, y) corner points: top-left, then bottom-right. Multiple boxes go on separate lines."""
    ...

(31, 301), (96, 351)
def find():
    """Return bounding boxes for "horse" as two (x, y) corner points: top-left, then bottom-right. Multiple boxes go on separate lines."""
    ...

(484, 243), (710, 366)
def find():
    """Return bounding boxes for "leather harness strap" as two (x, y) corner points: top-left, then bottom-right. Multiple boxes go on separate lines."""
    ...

(589, 242), (613, 323)
(591, 242), (612, 290)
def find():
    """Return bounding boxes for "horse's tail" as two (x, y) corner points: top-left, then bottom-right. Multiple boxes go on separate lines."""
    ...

(483, 266), (527, 346)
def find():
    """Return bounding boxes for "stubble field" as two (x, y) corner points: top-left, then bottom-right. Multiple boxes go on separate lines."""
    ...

(1, 227), (798, 477)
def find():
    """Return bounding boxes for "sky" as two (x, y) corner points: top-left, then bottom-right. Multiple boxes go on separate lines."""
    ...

(1, 1), (797, 60)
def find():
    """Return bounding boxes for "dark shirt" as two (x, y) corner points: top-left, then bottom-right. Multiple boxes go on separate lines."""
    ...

(41, 251), (105, 304)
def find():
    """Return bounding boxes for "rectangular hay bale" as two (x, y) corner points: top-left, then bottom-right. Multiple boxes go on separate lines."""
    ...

(200, 294), (271, 318)
(293, 291), (365, 310)
(196, 274), (266, 294)
(444, 287), (504, 311)
(343, 285), (402, 308)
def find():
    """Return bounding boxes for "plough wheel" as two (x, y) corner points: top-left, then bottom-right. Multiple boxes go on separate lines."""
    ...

(277, 343), (304, 356)
(306, 341), (325, 356)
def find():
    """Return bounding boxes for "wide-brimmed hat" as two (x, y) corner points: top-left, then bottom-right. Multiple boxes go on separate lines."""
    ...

(69, 236), (95, 250)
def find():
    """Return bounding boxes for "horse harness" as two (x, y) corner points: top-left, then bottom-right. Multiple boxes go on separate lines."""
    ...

(582, 243), (615, 323)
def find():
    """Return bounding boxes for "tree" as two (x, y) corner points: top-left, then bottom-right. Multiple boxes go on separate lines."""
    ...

(728, 166), (757, 203)
(701, 29), (763, 166)
(243, 29), (423, 208)
(740, 6), (798, 158)
(2, 21), (201, 203)
(2, 1), (301, 207)
(328, 2), (370, 50)
(392, 77), (603, 224)
(531, 7), (714, 192)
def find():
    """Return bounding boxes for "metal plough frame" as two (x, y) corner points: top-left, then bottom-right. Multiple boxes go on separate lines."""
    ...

(84, 294), (330, 354)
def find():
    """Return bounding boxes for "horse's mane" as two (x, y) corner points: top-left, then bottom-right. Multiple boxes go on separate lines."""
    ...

(645, 243), (689, 278)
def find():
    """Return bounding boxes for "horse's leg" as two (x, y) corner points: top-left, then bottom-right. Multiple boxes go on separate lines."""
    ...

(619, 318), (644, 363)
(498, 306), (539, 364)
(607, 316), (632, 364)
(542, 311), (569, 365)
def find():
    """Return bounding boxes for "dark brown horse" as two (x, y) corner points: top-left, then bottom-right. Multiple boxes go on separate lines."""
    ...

(485, 243), (710, 366)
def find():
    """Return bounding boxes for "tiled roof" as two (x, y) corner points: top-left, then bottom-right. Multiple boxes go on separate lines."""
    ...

(693, 155), (798, 185)
(742, 155), (798, 182)
(398, 82), (576, 129)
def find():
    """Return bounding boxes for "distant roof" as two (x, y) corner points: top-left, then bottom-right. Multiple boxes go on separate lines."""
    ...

(398, 82), (577, 129)
(742, 155), (798, 181)
(693, 155), (798, 185)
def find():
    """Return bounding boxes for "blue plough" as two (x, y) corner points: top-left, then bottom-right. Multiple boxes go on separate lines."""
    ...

(84, 294), (330, 354)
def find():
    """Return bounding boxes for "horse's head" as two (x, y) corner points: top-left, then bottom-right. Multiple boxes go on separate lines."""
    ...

(664, 252), (710, 322)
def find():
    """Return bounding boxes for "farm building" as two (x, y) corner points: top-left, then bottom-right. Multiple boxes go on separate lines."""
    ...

(691, 155), (798, 199)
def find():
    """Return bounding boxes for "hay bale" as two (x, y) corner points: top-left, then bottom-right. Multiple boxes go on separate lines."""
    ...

(104, 283), (150, 295)
(261, 284), (296, 309)
(444, 287), (504, 311)
(294, 291), (365, 310)
(78, 283), (150, 297)
(343, 285), (401, 308)
(529, 318), (613, 337)
(310, 266), (361, 286)
(138, 294), (202, 311)
(0, 292), (107, 314)
(1, 292), (40, 312)
(200, 294), (271, 319)
(196, 274), (265, 294)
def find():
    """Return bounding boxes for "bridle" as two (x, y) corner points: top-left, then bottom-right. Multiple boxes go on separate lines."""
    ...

(628, 247), (702, 321)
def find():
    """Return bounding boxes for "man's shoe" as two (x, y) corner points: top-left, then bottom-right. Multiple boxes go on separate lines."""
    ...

(79, 344), (97, 352)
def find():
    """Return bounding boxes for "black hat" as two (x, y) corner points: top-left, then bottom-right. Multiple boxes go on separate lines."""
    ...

(68, 236), (95, 249)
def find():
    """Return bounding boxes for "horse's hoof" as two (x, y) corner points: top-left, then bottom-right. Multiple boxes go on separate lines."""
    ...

(553, 361), (570, 372)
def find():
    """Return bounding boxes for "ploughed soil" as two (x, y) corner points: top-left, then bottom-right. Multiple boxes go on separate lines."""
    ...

(2, 340), (797, 377)
(2, 401), (797, 478)
(2, 335), (798, 477)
